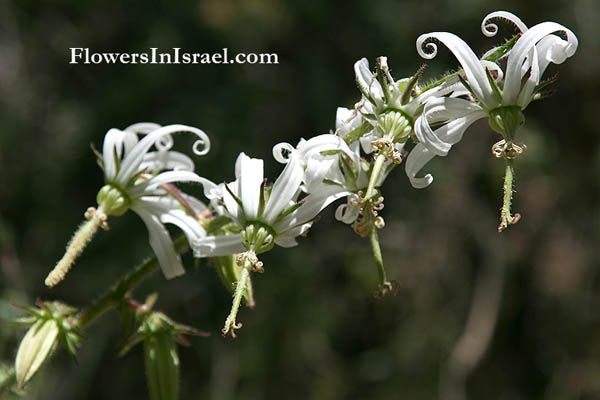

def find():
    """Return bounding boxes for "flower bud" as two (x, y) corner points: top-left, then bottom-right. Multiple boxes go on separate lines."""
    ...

(15, 319), (59, 388)
(241, 223), (275, 254)
(118, 299), (209, 400)
(376, 110), (412, 143)
(144, 332), (179, 400)
(12, 301), (80, 388)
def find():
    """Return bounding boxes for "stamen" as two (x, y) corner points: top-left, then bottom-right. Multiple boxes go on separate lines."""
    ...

(371, 138), (402, 164)
(491, 140), (527, 160)
(45, 207), (107, 287)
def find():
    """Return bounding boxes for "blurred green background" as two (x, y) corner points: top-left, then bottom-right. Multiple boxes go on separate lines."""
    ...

(1, 0), (598, 399)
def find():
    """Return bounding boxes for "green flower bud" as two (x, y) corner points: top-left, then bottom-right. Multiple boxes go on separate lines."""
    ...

(15, 319), (59, 388)
(118, 298), (209, 400)
(144, 332), (179, 400)
(488, 106), (525, 139)
(12, 301), (80, 388)
(241, 222), (275, 254)
(376, 110), (412, 143)
(96, 184), (130, 216)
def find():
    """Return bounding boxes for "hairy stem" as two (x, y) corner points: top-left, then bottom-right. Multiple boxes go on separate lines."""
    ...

(76, 236), (189, 328)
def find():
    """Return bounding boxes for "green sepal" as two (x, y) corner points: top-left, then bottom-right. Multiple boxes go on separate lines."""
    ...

(343, 123), (373, 145)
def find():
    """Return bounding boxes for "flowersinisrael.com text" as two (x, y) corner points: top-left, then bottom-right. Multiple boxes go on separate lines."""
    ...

(69, 48), (279, 65)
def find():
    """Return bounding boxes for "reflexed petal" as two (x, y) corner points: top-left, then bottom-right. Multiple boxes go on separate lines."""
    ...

(272, 142), (295, 164)
(140, 150), (194, 172)
(274, 236), (298, 248)
(415, 97), (486, 156)
(192, 234), (245, 258)
(405, 144), (435, 189)
(128, 170), (213, 198)
(416, 32), (497, 109)
(407, 110), (486, 189)
(354, 58), (384, 101)
(297, 134), (360, 168)
(303, 158), (343, 193)
(135, 209), (185, 279)
(335, 107), (363, 138)
(235, 153), (263, 220)
(160, 209), (206, 243)
(335, 196), (361, 224)
(262, 154), (303, 224)
(274, 222), (313, 248)
(116, 124), (211, 185)
(273, 186), (350, 233)
(222, 180), (242, 224)
(517, 47), (540, 108)
(503, 21), (577, 105)
(124, 122), (162, 134)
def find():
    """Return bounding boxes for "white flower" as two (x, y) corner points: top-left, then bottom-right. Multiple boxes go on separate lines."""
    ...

(406, 11), (578, 188)
(277, 117), (398, 225)
(193, 150), (348, 257)
(99, 123), (213, 278)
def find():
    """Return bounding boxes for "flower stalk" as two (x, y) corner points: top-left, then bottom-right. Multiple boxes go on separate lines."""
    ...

(364, 152), (387, 202)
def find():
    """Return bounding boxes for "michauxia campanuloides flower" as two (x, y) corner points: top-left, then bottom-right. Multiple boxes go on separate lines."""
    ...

(192, 150), (349, 336)
(405, 11), (578, 230)
(45, 123), (213, 286)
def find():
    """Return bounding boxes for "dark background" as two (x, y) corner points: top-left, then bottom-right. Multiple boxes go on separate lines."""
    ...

(1, 0), (598, 399)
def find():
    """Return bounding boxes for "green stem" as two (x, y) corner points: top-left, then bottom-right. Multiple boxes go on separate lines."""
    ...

(369, 228), (387, 288)
(0, 369), (15, 393)
(365, 153), (386, 201)
(76, 237), (189, 328)
(222, 256), (252, 337)
(498, 159), (520, 232)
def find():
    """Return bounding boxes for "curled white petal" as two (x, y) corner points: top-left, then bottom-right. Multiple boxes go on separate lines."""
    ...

(334, 196), (361, 224)
(503, 21), (578, 105)
(192, 137), (210, 156)
(405, 144), (435, 189)
(481, 11), (528, 37)
(140, 150), (194, 172)
(416, 32), (497, 109)
(263, 153), (304, 224)
(480, 60), (504, 81)
(273, 186), (350, 233)
(135, 209), (185, 279)
(116, 124), (211, 185)
(128, 170), (215, 199)
(124, 122), (162, 134)
(272, 142), (294, 164)
(354, 58), (384, 101)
